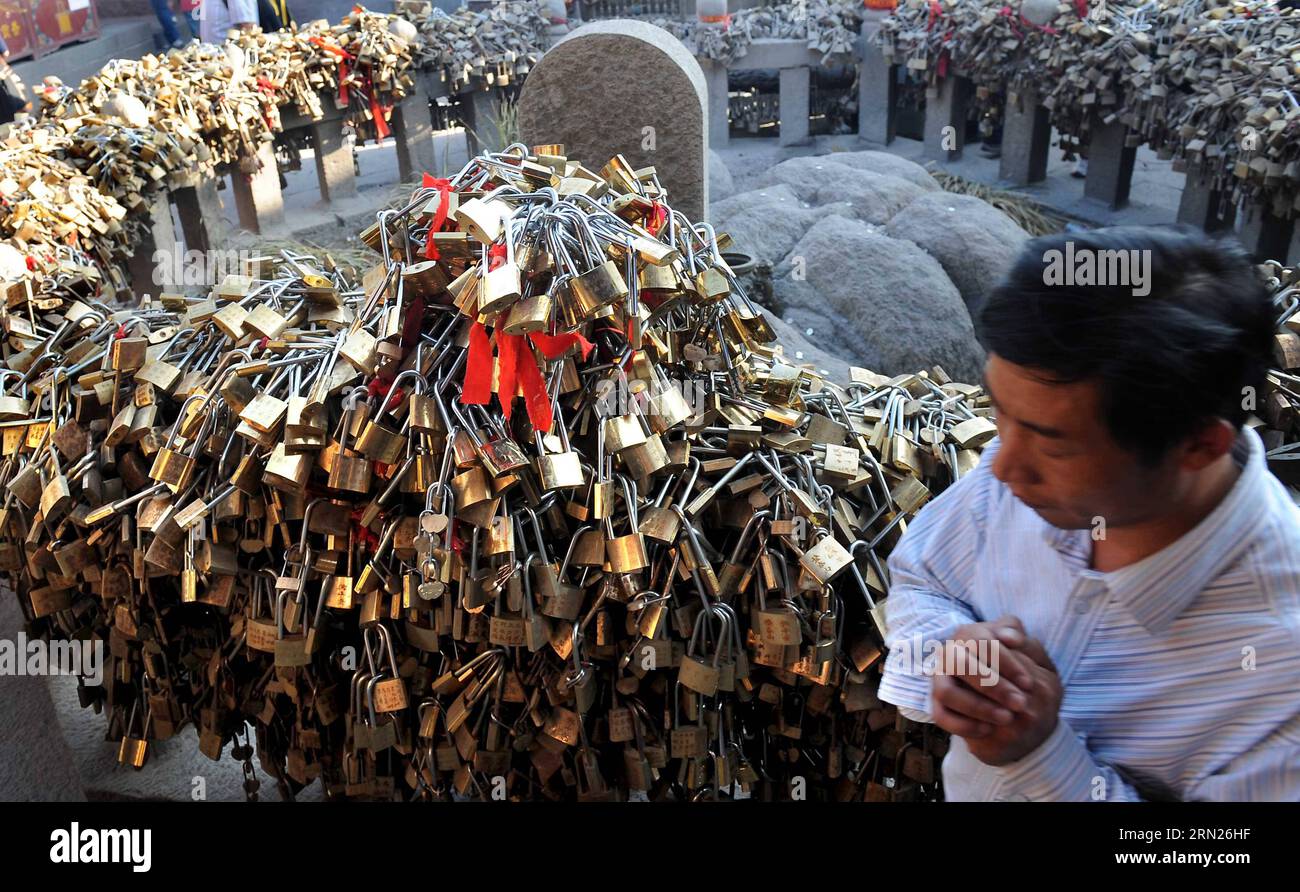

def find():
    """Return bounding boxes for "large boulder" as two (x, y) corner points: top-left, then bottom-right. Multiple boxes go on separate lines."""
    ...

(824, 149), (941, 192)
(708, 149), (735, 201)
(755, 156), (928, 226)
(710, 183), (852, 268)
(772, 214), (985, 381)
(886, 191), (1029, 316)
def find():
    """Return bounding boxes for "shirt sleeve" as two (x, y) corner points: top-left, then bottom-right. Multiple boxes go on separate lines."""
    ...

(877, 439), (1000, 721)
(987, 713), (1300, 801)
(985, 718), (1147, 800)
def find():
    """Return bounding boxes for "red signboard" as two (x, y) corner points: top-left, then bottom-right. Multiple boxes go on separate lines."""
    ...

(0, 0), (98, 62)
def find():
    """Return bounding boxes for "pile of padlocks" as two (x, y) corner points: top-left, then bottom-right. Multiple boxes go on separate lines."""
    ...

(35, 7), (418, 164)
(402, 0), (551, 94)
(1259, 260), (1300, 489)
(0, 6), (430, 310)
(654, 0), (865, 66)
(0, 122), (137, 300)
(877, 0), (1300, 217)
(0, 145), (1000, 801)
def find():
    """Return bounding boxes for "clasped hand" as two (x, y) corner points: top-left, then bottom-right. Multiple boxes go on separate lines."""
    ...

(930, 615), (1063, 767)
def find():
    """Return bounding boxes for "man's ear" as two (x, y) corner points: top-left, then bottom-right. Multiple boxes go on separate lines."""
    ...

(1177, 419), (1237, 472)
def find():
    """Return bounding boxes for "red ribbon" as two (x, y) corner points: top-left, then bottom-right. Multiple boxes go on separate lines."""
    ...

(461, 325), (593, 429)
(366, 377), (406, 411)
(926, 0), (942, 30)
(421, 174), (454, 260)
(351, 507), (380, 550)
(400, 296), (425, 353)
(371, 94), (391, 141)
(460, 238), (594, 428)
(310, 37), (353, 61)
(530, 331), (594, 362)
(998, 5), (1023, 38)
(462, 321), (494, 406)
(647, 201), (669, 236)
(312, 38), (355, 105)
(495, 334), (555, 432)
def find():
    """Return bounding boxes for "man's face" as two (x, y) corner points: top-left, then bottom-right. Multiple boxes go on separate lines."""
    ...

(983, 353), (1178, 530)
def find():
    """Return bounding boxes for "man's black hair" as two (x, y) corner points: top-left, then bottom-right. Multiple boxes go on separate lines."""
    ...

(976, 225), (1275, 466)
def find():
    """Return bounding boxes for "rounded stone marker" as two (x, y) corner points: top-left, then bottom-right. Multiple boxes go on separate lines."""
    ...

(518, 19), (709, 222)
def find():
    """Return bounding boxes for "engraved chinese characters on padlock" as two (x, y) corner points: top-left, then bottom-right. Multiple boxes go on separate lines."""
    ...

(368, 625), (409, 714)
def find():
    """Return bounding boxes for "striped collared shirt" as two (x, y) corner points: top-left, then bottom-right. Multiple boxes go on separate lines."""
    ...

(878, 428), (1300, 801)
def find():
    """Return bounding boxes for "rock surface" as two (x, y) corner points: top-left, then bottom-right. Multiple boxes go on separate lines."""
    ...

(755, 156), (927, 226)
(773, 215), (986, 381)
(708, 148), (734, 201)
(824, 149), (942, 192)
(711, 182), (851, 271)
(886, 191), (1029, 316)
(705, 148), (1022, 383)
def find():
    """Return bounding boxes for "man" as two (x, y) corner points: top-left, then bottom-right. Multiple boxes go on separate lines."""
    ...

(198, 0), (259, 44)
(150, 0), (189, 48)
(879, 226), (1300, 801)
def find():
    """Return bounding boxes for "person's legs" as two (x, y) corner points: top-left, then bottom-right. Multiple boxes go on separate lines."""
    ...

(183, 12), (199, 41)
(150, 0), (183, 46)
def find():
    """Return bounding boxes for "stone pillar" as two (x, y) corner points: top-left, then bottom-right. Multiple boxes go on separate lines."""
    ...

(127, 192), (177, 299)
(393, 94), (439, 183)
(461, 88), (501, 158)
(702, 59), (730, 149)
(778, 66), (811, 147)
(1238, 200), (1295, 264)
(229, 140), (285, 234)
(1083, 113), (1136, 210)
(171, 176), (226, 255)
(924, 74), (971, 162)
(1176, 161), (1236, 234)
(999, 88), (1050, 186)
(518, 20), (710, 222)
(310, 115), (357, 203)
(858, 19), (896, 146)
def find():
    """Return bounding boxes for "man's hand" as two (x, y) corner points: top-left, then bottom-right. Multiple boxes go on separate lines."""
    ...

(930, 616), (1064, 767)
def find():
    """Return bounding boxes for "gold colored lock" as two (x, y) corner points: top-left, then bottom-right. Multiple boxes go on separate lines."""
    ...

(502, 292), (552, 335)
(454, 192), (511, 245)
(478, 236), (522, 317)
